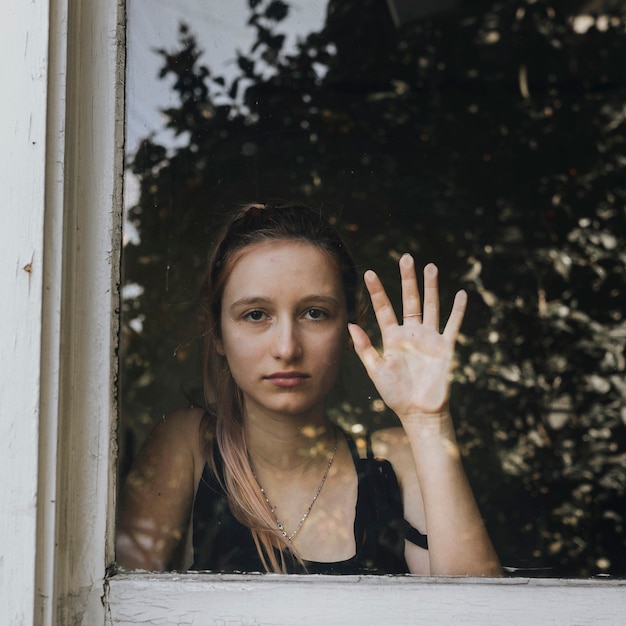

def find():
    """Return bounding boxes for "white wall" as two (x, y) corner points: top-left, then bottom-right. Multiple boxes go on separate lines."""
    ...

(0, 2), (50, 624)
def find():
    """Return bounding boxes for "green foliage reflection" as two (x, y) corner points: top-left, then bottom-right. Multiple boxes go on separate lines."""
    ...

(121, 0), (626, 577)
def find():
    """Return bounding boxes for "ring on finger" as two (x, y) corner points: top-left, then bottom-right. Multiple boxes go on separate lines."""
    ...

(403, 313), (422, 319)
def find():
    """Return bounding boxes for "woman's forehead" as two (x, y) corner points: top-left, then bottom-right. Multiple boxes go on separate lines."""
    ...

(222, 240), (343, 299)
(228, 239), (336, 270)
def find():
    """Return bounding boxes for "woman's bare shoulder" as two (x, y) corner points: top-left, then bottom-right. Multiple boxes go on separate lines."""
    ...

(371, 426), (412, 461)
(370, 427), (420, 489)
(142, 406), (208, 458)
(160, 405), (207, 429)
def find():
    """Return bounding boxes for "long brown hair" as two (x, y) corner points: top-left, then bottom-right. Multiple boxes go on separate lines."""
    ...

(198, 203), (363, 572)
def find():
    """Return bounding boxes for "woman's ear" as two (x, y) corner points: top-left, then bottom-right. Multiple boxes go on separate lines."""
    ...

(210, 329), (225, 356)
(214, 337), (225, 356)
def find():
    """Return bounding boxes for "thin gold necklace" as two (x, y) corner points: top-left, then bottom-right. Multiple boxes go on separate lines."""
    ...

(252, 429), (339, 543)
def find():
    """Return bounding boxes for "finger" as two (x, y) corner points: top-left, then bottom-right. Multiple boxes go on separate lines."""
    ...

(399, 254), (422, 324)
(348, 323), (381, 376)
(422, 263), (440, 329)
(442, 289), (467, 342)
(364, 269), (399, 331)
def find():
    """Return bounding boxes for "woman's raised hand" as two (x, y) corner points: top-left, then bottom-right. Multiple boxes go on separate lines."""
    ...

(348, 254), (467, 422)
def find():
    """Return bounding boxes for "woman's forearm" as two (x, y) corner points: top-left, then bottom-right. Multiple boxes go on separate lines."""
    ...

(402, 411), (502, 576)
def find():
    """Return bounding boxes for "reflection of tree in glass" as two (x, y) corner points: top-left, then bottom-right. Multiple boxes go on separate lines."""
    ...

(122, 0), (626, 577)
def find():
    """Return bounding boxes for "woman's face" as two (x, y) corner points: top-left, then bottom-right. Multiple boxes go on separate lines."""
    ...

(218, 240), (348, 422)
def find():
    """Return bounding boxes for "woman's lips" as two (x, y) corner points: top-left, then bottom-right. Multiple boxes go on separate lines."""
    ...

(265, 372), (310, 388)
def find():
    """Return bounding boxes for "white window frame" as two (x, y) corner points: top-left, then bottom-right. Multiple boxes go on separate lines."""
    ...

(3, 0), (625, 624)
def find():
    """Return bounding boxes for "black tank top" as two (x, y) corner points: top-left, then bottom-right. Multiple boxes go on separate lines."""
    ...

(190, 431), (427, 574)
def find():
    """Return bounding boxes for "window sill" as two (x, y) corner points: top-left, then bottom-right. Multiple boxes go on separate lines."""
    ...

(107, 572), (626, 625)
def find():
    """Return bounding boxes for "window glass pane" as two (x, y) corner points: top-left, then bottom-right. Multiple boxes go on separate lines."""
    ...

(119, 0), (626, 578)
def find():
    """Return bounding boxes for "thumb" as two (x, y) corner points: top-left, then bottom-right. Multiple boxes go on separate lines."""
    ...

(348, 323), (381, 376)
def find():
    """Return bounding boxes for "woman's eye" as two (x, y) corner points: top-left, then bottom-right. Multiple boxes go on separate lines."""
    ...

(244, 310), (267, 322)
(304, 308), (328, 321)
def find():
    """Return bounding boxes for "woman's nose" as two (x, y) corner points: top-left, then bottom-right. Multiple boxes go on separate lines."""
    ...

(270, 319), (302, 362)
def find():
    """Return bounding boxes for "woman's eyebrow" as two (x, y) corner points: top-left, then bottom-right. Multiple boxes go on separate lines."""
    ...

(299, 295), (342, 307)
(229, 294), (342, 309)
(229, 296), (272, 310)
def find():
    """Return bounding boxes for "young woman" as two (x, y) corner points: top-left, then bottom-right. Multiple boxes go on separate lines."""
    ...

(116, 203), (501, 576)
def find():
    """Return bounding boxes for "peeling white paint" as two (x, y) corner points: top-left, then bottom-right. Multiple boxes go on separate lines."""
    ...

(0, 0), (49, 624)
(107, 574), (626, 626)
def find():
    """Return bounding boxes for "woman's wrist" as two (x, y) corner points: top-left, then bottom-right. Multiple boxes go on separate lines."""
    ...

(398, 407), (452, 431)
(399, 409), (457, 440)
